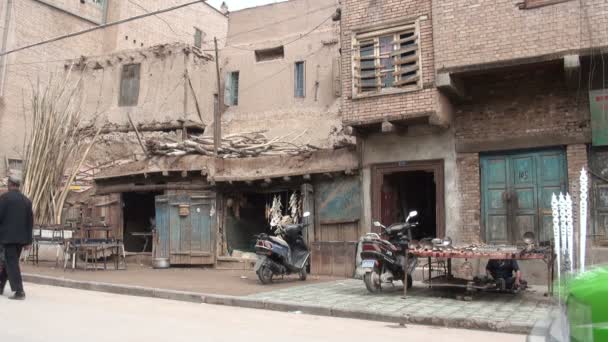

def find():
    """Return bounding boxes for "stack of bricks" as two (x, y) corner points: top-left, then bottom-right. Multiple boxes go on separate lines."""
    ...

(340, 0), (440, 125)
(456, 153), (481, 244)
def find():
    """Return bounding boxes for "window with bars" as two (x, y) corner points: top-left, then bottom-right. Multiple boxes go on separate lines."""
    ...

(353, 24), (421, 96)
(119, 63), (141, 107)
(224, 71), (239, 106)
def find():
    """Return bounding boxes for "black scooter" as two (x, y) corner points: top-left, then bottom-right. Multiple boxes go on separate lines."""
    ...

(360, 210), (418, 293)
(254, 212), (311, 284)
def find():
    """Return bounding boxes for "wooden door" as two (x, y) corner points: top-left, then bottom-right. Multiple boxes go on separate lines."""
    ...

(481, 149), (567, 244)
(163, 193), (216, 265)
(154, 195), (170, 259)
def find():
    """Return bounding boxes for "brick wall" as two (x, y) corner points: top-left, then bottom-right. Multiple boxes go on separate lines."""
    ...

(433, 0), (608, 71)
(454, 64), (590, 149)
(340, 0), (440, 125)
(456, 153), (481, 244)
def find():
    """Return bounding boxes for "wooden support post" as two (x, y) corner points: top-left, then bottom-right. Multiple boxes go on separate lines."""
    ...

(127, 112), (148, 158)
(564, 55), (580, 89)
(436, 72), (465, 100)
(213, 37), (223, 155)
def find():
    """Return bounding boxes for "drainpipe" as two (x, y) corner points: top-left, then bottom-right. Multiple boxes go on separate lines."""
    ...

(0, 0), (13, 97)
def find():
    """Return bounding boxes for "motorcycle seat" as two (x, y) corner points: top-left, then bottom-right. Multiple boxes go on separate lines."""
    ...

(269, 236), (289, 248)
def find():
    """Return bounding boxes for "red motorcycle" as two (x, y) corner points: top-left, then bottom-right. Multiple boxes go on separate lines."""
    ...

(360, 211), (418, 293)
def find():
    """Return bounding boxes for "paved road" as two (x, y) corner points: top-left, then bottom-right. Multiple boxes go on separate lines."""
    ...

(0, 284), (525, 342)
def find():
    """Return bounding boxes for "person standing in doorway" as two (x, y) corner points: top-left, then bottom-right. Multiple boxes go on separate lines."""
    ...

(0, 173), (33, 300)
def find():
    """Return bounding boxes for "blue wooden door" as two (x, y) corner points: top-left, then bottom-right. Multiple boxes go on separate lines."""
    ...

(155, 193), (216, 265)
(481, 149), (567, 244)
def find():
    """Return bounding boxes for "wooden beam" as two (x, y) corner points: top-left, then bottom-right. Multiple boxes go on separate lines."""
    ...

(564, 55), (580, 89)
(96, 183), (207, 195)
(381, 120), (395, 133)
(436, 72), (465, 101)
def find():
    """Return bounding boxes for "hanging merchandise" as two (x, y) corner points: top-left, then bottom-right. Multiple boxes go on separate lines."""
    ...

(565, 194), (574, 273)
(551, 194), (561, 286)
(580, 168), (589, 273)
(289, 192), (300, 224)
(559, 193), (569, 274)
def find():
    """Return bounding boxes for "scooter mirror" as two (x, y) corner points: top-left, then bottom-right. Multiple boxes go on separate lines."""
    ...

(406, 211), (418, 221)
(302, 211), (311, 218)
(373, 221), (382, 227)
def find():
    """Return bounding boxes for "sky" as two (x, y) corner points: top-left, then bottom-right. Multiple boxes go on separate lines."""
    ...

(206, 0), (288, 12)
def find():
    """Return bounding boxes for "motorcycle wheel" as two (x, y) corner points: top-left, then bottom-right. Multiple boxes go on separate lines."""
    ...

(257, 265), (274, 284)
(299, 267), (307, 281)
(363, 266), (382, 293)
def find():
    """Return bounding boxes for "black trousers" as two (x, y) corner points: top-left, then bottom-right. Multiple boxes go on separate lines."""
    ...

(0, 244), (24, 293)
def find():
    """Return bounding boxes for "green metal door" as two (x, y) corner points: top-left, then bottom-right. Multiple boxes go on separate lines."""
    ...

(481, 149), (567, 244)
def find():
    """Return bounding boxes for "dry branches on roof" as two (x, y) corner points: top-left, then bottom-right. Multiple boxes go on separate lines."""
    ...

(145, 131), (319, 159)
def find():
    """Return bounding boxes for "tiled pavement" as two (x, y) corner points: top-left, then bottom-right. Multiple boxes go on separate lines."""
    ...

(247, 279), (556, 333)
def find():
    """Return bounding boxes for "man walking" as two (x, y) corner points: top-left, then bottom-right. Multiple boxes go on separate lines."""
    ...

(0, 173), (33, 300)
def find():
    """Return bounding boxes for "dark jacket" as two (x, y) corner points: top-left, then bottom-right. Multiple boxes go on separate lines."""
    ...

(0, 190), (34, 245)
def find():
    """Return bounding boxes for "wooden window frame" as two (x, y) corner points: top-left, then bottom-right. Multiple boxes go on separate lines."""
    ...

(351, 21), (422, 99)
(294, 61), (305, 98)
(194, 27), (203, 49)
(371, 160), (445, 238)
(519, 0), (573, 9)
(119, 63), (141, 107)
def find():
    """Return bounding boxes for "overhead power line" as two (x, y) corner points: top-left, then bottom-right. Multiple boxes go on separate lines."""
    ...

(0, 0), (205, 57)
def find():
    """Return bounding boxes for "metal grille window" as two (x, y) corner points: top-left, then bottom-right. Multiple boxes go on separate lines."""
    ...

(119, 63), (141, 107)
(194, 28), (203, 49)
(294, 61), (305, 98)
(224, 71), (239, 106)
(353, 23), (421, 95)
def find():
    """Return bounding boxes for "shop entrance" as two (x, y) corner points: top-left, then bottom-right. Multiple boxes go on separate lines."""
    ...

(372, 160), (445, 239)
(122, 191), (161, 253)
(223, 189), (302, 256)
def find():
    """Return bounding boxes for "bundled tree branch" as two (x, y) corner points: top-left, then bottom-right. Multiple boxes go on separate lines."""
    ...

(145, 131), (320, 159)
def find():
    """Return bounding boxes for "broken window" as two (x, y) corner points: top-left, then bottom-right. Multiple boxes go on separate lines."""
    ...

(353, 23), (421, 95)
(224, 71), (239, 106)
(119, 63), (141, 107)
(294, 61), (305, 98)
(519, 0), (572, 9)
(194, 27), (204, 48)
(255, 46), (284, 62)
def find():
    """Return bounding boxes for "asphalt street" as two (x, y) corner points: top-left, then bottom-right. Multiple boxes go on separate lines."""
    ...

(0, 284), (526, 342)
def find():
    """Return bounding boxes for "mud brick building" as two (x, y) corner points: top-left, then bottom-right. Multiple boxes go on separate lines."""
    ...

(342, 0), (608, 271)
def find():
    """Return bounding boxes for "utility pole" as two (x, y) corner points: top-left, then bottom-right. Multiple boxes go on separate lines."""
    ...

(213, 37), (222, 155)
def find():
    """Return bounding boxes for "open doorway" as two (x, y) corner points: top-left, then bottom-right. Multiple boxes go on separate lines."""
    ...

(373, 160), (445, 239)
(122, 191), (161, 253)
(224, 189), (301, 256)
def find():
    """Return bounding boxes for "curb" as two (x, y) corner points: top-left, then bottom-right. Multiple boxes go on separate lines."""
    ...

(23, 273), (538, 335)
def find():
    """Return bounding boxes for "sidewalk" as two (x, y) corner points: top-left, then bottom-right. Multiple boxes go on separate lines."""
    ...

(21, 263), (555, 335)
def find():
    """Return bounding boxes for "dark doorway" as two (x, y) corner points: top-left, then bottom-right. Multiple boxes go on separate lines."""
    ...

(372, 160), (445, 239)
(122, 191), (161, 253)
(381, 171), (436, 240)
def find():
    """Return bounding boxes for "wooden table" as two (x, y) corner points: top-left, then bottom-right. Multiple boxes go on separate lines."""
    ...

(409, 248), (554, 295)
(64, 225), (126, 271)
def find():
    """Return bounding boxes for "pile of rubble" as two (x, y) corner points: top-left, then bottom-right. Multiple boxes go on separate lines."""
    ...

(146, 131), (320, 158)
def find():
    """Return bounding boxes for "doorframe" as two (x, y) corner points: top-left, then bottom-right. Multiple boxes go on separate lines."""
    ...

(371, 159), (445, 238)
